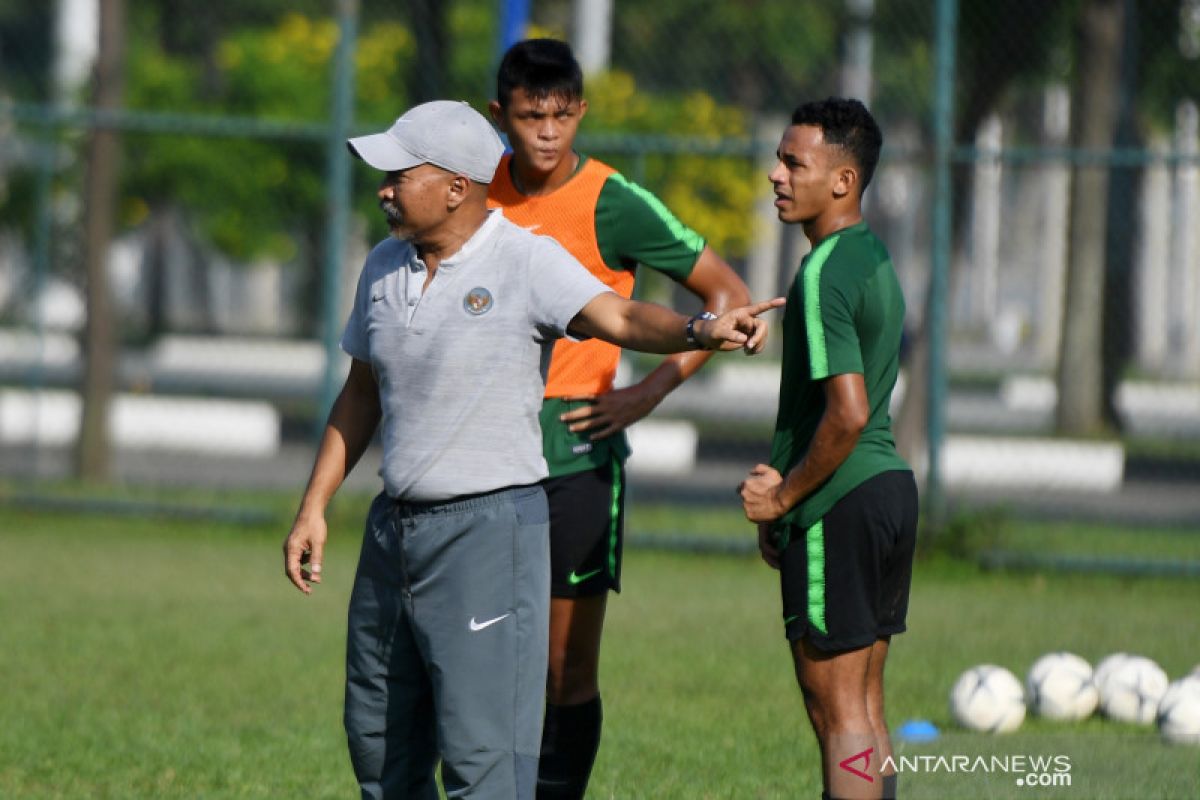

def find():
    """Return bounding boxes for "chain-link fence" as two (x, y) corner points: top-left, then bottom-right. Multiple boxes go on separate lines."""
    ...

(2, 1), (1199, 547)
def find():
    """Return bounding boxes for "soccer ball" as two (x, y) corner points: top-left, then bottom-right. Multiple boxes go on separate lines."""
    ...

(950, 665), (1026, 733)
(1093, 652), (1133, 694)
(1025, 651), (1099, 721)
(1156, 676), (1200, 745)
(1099, 655), (1169, 724)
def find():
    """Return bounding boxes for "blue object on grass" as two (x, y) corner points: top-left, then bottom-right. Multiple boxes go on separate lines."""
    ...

(896, 719), (940, 743)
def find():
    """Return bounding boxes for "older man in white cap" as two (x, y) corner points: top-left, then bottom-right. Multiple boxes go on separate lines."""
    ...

(282, 100), (781, 800)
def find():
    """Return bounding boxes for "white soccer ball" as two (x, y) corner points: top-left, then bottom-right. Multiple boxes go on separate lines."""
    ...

(1099, 655), (1169, 724)
(1025, 651), (1099, 721)
(950, 665), (1026, 733)
(1093, 652), (1133, 694)
(1157, 676), (1200, 745)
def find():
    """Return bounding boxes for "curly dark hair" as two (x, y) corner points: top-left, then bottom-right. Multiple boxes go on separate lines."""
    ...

(791, 97), (883, 192)
(496, 39), (584, 109)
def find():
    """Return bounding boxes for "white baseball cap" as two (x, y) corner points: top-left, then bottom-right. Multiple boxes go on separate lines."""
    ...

(347, 100), (505, 183)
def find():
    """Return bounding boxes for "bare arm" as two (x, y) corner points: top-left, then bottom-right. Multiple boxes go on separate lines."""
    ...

(560, 246), (750, 439)
(636, 246), (750, 388)
(568, 291), (781, 355)
(740, 371), (869, 530)
(283, 358), (381, 594)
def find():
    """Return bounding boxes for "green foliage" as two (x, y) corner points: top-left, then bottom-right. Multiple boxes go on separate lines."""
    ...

(444, 0), (499, 102)
(121, 14), (413, 262)
(607, 0), (841, 111)
(0, 1), (51, 101)
(1139, 3), (1200, 134)
(870, 1), (937, 125)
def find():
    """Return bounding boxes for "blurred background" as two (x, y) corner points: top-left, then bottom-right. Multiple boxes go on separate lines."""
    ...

(1, 0), (1199, 564)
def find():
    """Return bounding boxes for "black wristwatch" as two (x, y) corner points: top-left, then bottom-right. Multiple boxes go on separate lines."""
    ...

(686, 311), (718, 350)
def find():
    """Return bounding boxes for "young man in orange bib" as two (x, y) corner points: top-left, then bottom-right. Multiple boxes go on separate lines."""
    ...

(488, 38), (750, 799)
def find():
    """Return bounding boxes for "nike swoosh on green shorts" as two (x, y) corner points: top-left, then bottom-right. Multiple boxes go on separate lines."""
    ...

(567, 567), (603, 585)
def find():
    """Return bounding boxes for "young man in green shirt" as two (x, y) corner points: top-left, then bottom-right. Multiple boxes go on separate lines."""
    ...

(740, 98), (916, 800)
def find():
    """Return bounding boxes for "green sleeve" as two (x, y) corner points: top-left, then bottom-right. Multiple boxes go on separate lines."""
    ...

(803, 237), (865, 379)
(594, 172), (706, 278)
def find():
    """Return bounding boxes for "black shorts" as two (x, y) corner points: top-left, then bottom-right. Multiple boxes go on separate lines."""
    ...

(779, 470), (918, 652)
(542, 458), (625, 598)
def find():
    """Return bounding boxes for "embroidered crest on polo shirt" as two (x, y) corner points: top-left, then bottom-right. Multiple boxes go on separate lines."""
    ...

(463, 287), (494, 315)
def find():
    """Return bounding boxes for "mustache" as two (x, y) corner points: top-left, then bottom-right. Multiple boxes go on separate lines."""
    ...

(380, 199), (403, 224)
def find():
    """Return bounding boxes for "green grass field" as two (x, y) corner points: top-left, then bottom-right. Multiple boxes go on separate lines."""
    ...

(2, 489), (1198, 799)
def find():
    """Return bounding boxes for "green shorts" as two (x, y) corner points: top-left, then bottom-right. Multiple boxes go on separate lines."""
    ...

(778, 470), (918, 652)
(543, 458), (625, 597)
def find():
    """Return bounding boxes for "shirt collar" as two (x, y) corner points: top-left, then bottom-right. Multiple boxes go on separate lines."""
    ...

(403, 209), (502, 272)
(439, 209), (503, 270)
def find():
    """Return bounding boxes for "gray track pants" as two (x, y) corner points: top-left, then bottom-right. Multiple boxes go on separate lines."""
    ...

(344, 486), (550, 799)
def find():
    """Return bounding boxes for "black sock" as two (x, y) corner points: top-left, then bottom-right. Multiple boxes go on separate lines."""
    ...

(537, 696), (603, 800)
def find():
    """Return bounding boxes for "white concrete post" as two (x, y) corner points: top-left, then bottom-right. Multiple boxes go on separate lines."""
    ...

(571, 0), (612, 75)
(54, 0), (99, 104)
(970, 114), (1002, 327)
(842, 0), (874, 104)
(1176, 101), (1199, 372)
(1135, 136), (1171, 372)
(1036, 85), (1071, 367)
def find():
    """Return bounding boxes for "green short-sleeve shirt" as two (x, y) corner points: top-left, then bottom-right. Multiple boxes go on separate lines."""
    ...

(769, 222), (911, 531)
(540, 158), (706, 476)
(594, 169), (705, 278)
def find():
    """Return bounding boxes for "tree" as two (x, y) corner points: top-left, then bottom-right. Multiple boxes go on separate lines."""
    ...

(77, 0), (126, 481)
(119, 13), (414, 334)
(407, 0), (446, 102)
(117, 7), (760, 318)
(1056, 0), (1126, 435)
(888, 0), (1073, 464)
(0, 0), (53, 101)
(607, 0), (841, 111)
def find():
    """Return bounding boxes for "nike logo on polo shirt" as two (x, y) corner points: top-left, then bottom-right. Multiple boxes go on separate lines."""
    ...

(468, 613), (511, 631)
(567, 567), (603, 585)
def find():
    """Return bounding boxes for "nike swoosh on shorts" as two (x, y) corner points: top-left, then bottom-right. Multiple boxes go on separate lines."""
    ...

(567, 567), (603, 585)
(468, 613), (511, 631)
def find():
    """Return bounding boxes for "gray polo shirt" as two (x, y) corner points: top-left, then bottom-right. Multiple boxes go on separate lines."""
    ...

(342, 210), (610, 501)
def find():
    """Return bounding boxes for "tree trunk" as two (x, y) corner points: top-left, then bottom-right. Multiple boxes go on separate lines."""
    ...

(408, 0), (446, 103)
(1101, 0), (1139, 430)
(76, 0), (125, 481)
(1056, 0), (1125, 436)
(892, 1), (1064, 469)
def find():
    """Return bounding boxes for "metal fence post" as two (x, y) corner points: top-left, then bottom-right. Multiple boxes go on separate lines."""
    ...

(316, 0), (359, 434)
(927, 0), (958, 531)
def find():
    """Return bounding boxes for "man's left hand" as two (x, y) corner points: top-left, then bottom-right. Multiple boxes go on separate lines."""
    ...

(559, 383), (663, 440)
(739, 463), (788, 523)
